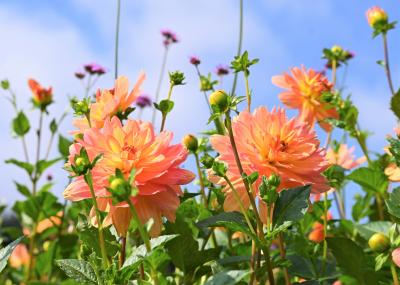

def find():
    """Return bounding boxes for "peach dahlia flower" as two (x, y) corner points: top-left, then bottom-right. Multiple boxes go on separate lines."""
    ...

(64, 117), (194, 236)
(209, 107), (329, 218)
(326, 144), (366, 170)
(73, 73), (145, 131)
(272, 66), (338, 132)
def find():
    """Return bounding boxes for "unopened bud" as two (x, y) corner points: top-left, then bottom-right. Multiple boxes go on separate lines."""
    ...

(331, 45), (343, 54)
(368, 233), (390, 253)
(268, 174), (281, 188)
(209, 90), (229, 112)
(366, 6), (388, 28)
(182, 134), (198, 152)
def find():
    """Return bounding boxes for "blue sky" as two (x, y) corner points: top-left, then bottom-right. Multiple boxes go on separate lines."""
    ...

(0, 0), (399, 216)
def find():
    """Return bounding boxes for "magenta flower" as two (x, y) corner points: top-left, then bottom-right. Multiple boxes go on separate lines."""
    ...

(75, 70), (85, 79)
(215, 64), (230, 76)
(189, 56), (201, 66)
(84, 63), (107, 75)
(161, 29), (179, 47)
(136, 94), (152, 108)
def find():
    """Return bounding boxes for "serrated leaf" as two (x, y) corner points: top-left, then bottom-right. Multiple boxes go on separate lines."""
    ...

(5, 158), (34, 175)
(0, 236), (24, 273)
(14, 182), (31, 197)
(196, 211), (252, 237)
(273, 185), (311, 226)
(58, 135), (72, 158)
(56, 259), (97, 284)
(36, 158), (62, 177)
(355, 221), (393, 240)
(12, 111), (30, 136)
(204, 270), (250, 285)
(391, 89), (400, 120)
(387, 187), (400, 219)
(347, 167), (388, 193)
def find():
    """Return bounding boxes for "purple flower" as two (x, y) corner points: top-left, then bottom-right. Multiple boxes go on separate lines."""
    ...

(189, 56), (201, 66)
(84, 63), (107, 75)
(215, 64), (230, 76)
(74, 70), (85, 79)
(161, 29), (179, 47)
(136, 95), (152, 108)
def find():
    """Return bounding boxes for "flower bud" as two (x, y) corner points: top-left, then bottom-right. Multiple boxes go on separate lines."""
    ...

(392, 248), (400, 268)
(331, 45), (343, 54)
(268, 174), (281, 188)
(108, 176), (132, 203)
(182, 134), (198, 152)
(28, 79), (53, 110)
(368, 232), (390, 253)
(366, 6), (388, 28)
(209, 90), (229, 112)
(200, 154), (214, 169)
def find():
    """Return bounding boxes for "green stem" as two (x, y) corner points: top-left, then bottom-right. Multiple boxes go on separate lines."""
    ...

(331, 60), (337, 87)
(230, 0), (243, 96)
(244, 74), (251, 112)
(278, 233), (291, 285)
(152, 47), (169, 124)
(159, 84), (174, 132)
(126, 199), (159, 285)
(194, 66), (225, 134)
(382, 33), (396, 96)
(322, 192), (329, 276)
(392, 262), (399, 285)
(32, 111), (44, 195)
(45, 111), (67, 160)
(194, 152), (208, 207)
(84, 172), (109, 268)
(114, 0), (121, 80)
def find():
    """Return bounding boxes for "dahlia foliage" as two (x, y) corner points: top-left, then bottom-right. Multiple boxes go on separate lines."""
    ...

(2, 3), (400, 285)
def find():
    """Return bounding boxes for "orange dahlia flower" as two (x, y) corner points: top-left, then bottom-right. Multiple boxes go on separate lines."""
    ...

(64, 116), (194, 236)
(326, 144), (366, 170)
(28, 78), (53, 108)
(308, 212), (332, 243)
(209, 107), (329, 218)
(272, 66), (338, 132)
(9, 244), (30, 268)
(73, 73), (145, 131)
(23, 211), (63, 236)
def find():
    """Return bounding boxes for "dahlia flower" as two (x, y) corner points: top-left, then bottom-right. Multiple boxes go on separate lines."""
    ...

(308, 212), (332, 243)
(326, 144), (366, 170)
(209, 107), (329, 218)
(64, 117), (194, 236)
(28, 78), (53, 108)
(272, 66), (338, 132)
(9, 244), (29, 268)
(23, 211), (63, 236)
(73, 73), (145, 131)
(392, 248), (400, 268)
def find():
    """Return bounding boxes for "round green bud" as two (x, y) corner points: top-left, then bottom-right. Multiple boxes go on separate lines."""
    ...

(182, 134), (198, 152)
(75, 157), (89, 167)
(368, 233), (390, 253)
(331, 45), (343, 54)
(109, 178), (126, 191)
(268, 174), (281, 188)
(209, 90), (229, 112)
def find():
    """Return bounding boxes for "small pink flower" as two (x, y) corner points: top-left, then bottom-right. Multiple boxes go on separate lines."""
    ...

(326, 144), (366, 170)
(189, 56), (201, 66)
(392, 248), (400, 268)
(215, 64), (229, 76)
(161, 29), (179, 47)
(84, 63), (107, 75)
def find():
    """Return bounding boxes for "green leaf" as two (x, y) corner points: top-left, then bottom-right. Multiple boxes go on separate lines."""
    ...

(58, 135), (72, 158)
(347, 167), (388, 193)
(14, 182), (31, 197)
(204, 270), (250, 285)
(50, 118), (58, 133)
(122, 234), (178, 269)
(36, 158), (62, 177)
(273, 185), (311, 226)
(391, 89), (400, 120)
(327, 237), (382, 285)
(56, 259), (97, 284)
(12, 111), (30, 136)
(5, 158), (34, 175)
(355, 221), (393, 240)
(386, 187), (400, 219)
(0, 236), (24, 273)
(155, 99), (174, 115)
(196, 211), (253, 237)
